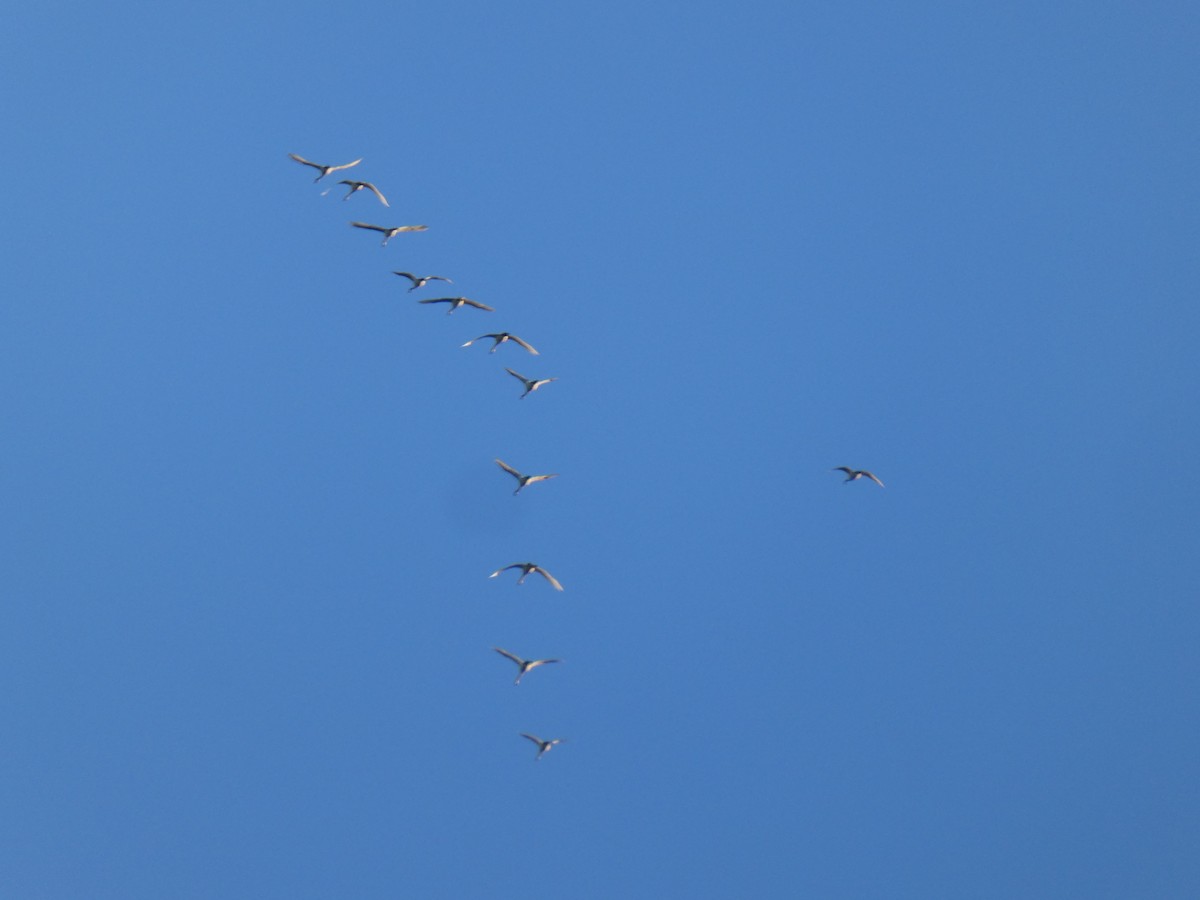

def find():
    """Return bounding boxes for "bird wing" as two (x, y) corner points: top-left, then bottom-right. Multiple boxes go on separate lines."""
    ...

(489, 564), (522, 578)
(417, 298), (453, 305)
(364, 182), (389, 206)
(288, 153), (322, 170)
(351, 221), (387, 233)
(393, 272), (419, 286)
(528, 658), (562, 669)
(833, 467), (854, 475)
(393, 225), (428, 232)
(462, 299), (494, 311)
(533, 567), (564, 591)
(464, 334), (495, 348)
(508, 334), (539, 355)
(494, 459), (522, 479)
(327, 157), (363, 173)
(525, 474), (558, 486)
(520, 733), (544, 746)
(505, 368), (529, 383)
(427, 275), (453, 284)
(493, 647), (525, 666)
(864, 471), (886, 487)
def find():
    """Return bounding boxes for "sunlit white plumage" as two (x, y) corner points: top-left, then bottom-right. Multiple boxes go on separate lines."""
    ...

(337, 179), (389, 206)
(520, 733), (565, 761)
(493, 647), (562, 685)
(288, 153), (363, 182)
(350, 221), (429, 246)
(488, 562), (564, 591)
(833, 466), (885, 487)
(418, 296), (494, 315)
(461, 332), (539, 355)
(494, 459), (558, 495)
(394, 272), (453, 291)
(505, 368), (557, 399)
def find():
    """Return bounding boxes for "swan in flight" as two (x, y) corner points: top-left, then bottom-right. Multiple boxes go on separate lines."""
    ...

(833, 467), (885, 487)
(418, 296), (494, 315)
(288, 153), (362, 182)
(337, 180), (389, 206)
(520, 733), (565, 761)
(493, 648), (562, 685)
(505, 368), (557, 399)
(488, 562), (564, 591)
(461, 332), (538, 355)
(393, 272), (453, 291)
(350, 221), (429, 246)
(494, 459), (558, 495)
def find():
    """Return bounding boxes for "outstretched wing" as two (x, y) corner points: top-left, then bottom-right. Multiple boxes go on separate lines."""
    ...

(393, 271), (420, 286)
(462, 298), (494, 311)
(351, 221), (387, 233)
(507, 334), (539, 355)
(505, 368), (529, 384)
(524, 474), (558, 486)
(364, 182), (389, 206)
(464, 334), (496, 348)
(326, 157), (363, 174)
(863, 471), (886, 488)
(392, 225), (428, 232)
(493, 647), (525, 666)
(489, 563), (522, 578)
(533, 567), (564, 591)
(494, 459), (522, 479)
(520, 733), (544, 746)
(426, 275), (452, 284)
(417, 298), (453, 306)
(288, 152), (322, 170)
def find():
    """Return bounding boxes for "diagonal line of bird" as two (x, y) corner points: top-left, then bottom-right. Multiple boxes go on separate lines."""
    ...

(290, 150), (567, 762)
(290, 150), (887, 763)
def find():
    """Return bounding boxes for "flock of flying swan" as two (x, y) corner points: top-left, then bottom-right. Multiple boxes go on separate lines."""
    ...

(291, 151), (884, 760)
(291, 151), (566, 762)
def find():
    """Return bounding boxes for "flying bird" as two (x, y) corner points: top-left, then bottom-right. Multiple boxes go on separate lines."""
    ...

(493, 648), (562, 685)
(494, 459), (558, 495)
(288, 153), (363, 182)
(393, 272), (453, 291)
(350, 221), (429, 246)
(337, 179), (389, 206)
(489, 562), (564, 591)
(520, 733), (565, 761)
(833, 467), (885, 487)
(418, 296), (494, 315)
(505, 368), (557, 399)
(462, 332), (538, 355)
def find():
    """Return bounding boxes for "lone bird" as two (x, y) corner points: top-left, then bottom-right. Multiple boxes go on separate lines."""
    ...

(505, 368), (557, 399)
(489, 562), (564, 591)
(493, 648), (562, 685)
(288, 153), (362, 182)
(494, 458), (558, 495)
(418, 296), (494, 315)
(833, 467), (885, 487)
(462, 332), (539, 355)
(337, 179), (389, 206)
(520, 733), (565, 761)
(350, 221), (429, 246)
(394, 272), (453, 291)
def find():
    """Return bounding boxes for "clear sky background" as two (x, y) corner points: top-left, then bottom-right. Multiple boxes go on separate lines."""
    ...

(2, 2), (1198, 897)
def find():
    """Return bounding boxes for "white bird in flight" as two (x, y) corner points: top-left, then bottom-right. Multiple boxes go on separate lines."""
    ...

(520, 733), (565, 761)
(393, 272), (453, 291)
(418, 296), (494, 315)
(462, 332), (539, 355)
(494, 459), (558, 495)
(833, 467), (885, 487)
(493, 648), (562, 685)
(505, 368), (557, 399)
(337, 179), (389, 206)
(350, 221), (429, 246)
(489, 562), (564, 591)
(288, 152), (363, 182)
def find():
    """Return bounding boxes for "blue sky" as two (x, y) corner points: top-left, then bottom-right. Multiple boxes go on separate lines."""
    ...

(2, 1), (1198, 897)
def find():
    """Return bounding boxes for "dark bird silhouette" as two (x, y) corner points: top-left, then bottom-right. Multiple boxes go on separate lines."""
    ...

(489, 562), (564, 591)
(418, 296), (494, 315)
(520, 733), (565, 761)
(462, 332), (538, 355)
(337, 179), (389, 206)
(350, 221), (428, 246)
(505, 368), (557, 399)
(494, 459), (558, 495)
(493, 648), (562, 685)
(833, 467), (885, 487)
(393, 272), (453, 291)
(288, 153), (363, 182)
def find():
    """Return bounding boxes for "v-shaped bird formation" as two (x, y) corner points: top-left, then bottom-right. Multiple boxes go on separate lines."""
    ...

(290, 149), (887, 764)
